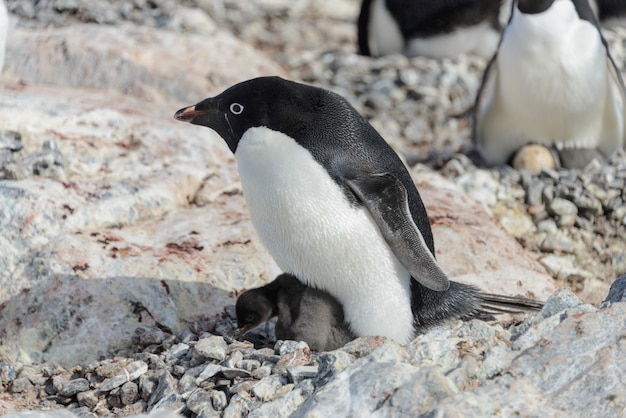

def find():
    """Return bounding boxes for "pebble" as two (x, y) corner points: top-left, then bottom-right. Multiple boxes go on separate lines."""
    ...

(99, 361), (148, 392)
(252, 375), (289, 402)
(59, 379), (90, 397)
(186, 388), (214, 415)
(0, 362), (17, 383)
(287, 365), (319, 384)
(193, 336), (228, 363)
(11, 377), (34, 394)
(120, 381), (140, 405)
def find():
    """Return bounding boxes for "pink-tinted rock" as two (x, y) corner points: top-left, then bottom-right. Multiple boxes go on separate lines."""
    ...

(3, 22), (284, 104)
(0, 81), (279, 366)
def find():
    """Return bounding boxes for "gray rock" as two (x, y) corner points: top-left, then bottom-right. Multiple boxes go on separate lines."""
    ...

(248, 379), (315, 418)
(295, 361), (420, 416)
(222, 350), (243, 369)
(120, 381), (139, 405)
(222, 392), (258, 418)
(273, 342), (313, 377)
(508, 303), (626, 417)
(511, 290), (594, 352)
(239, 359), (261, 372)
(314, 350), (355, 388)
(193, 336), (228, 363)
(195, 364), (225, 385)
(252, 374), (289, 402)
(385, 366), (457, 416)
(186, 388), (214, 415)
(147, 370), (182, 413)
(135, 326), (165, 347)
(139, 371), (160, 402)
(0, 362), (17, 383)
(98, 361), (148, 392)
(59, 378), (90, 397)
(603, 275), (626, 303)
(286, 365), (319, 384)
(540, 232), (576, 254)
(209, 389), (228, 411)
(10, 376), (34, 394)
(76, 390), (99, 409)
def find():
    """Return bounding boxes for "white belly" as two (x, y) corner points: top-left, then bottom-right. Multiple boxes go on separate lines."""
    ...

(235, 127), (415, 344)
(478, 1), (621, 163)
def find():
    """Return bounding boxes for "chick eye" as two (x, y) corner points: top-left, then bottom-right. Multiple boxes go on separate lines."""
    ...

(230, 103), (244, 115)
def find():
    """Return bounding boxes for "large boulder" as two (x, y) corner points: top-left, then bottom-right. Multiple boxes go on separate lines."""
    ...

(3, 21), (285, 105)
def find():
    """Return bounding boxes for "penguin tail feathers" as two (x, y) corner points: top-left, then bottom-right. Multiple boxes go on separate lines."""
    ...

(472, 292), (544, 320)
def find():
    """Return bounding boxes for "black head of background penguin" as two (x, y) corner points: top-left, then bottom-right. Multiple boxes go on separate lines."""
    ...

(516, 0), (556, 14)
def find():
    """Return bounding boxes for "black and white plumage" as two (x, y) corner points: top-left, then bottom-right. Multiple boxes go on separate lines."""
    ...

(358, 0), (503, 58)
(175, 76), (541, 344)
(474, 0), (626, 169)
(175, 76), (448, 344)
(236, 274), (544, 351)
(236, 274), (355, 351)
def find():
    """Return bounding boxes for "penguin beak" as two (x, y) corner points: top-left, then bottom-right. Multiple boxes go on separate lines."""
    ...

(174, 105), (204, 123)
(236, 324), (255, 337)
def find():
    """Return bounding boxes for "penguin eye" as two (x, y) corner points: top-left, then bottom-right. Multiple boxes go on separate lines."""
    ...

(229, 103), (244, 115)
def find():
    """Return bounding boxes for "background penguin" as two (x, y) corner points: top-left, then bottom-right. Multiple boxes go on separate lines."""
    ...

(0, 0), (8, 72)
(474, 0), (626, 169)
(593, 0), (626, 25)
(236, 273), (356, 351)
(357, 0), (503, 58)
(236, 273), (543, 351)
(175, 76), (539, 345)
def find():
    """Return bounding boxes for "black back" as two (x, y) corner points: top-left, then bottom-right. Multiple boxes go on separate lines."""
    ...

(596, 0), (626, 20)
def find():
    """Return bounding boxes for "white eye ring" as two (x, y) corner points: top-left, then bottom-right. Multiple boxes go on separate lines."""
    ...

(230, 103), (244, 115)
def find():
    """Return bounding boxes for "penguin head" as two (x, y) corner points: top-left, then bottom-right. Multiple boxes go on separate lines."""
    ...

(175, 76), (331, 153)
(517, 0), (556, 14)
(235, 288), (276, 334)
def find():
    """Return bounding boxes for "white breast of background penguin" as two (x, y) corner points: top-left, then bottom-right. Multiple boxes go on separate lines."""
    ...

(477, 0), (624, 163)
(367, 0), (405, 56)
(235, 126), (416, 344)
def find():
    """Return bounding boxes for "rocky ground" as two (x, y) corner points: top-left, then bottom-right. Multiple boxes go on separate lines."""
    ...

(1, 0), (626, 416)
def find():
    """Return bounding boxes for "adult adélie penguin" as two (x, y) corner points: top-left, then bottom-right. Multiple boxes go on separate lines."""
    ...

(175, 76), (450, 345)
(175, 76), (540, 345)
(474, 0), (626, 169)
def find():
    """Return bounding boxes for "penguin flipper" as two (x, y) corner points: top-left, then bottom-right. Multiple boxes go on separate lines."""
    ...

(602, 53), (626, 154)
(346, 173), (450, 291)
